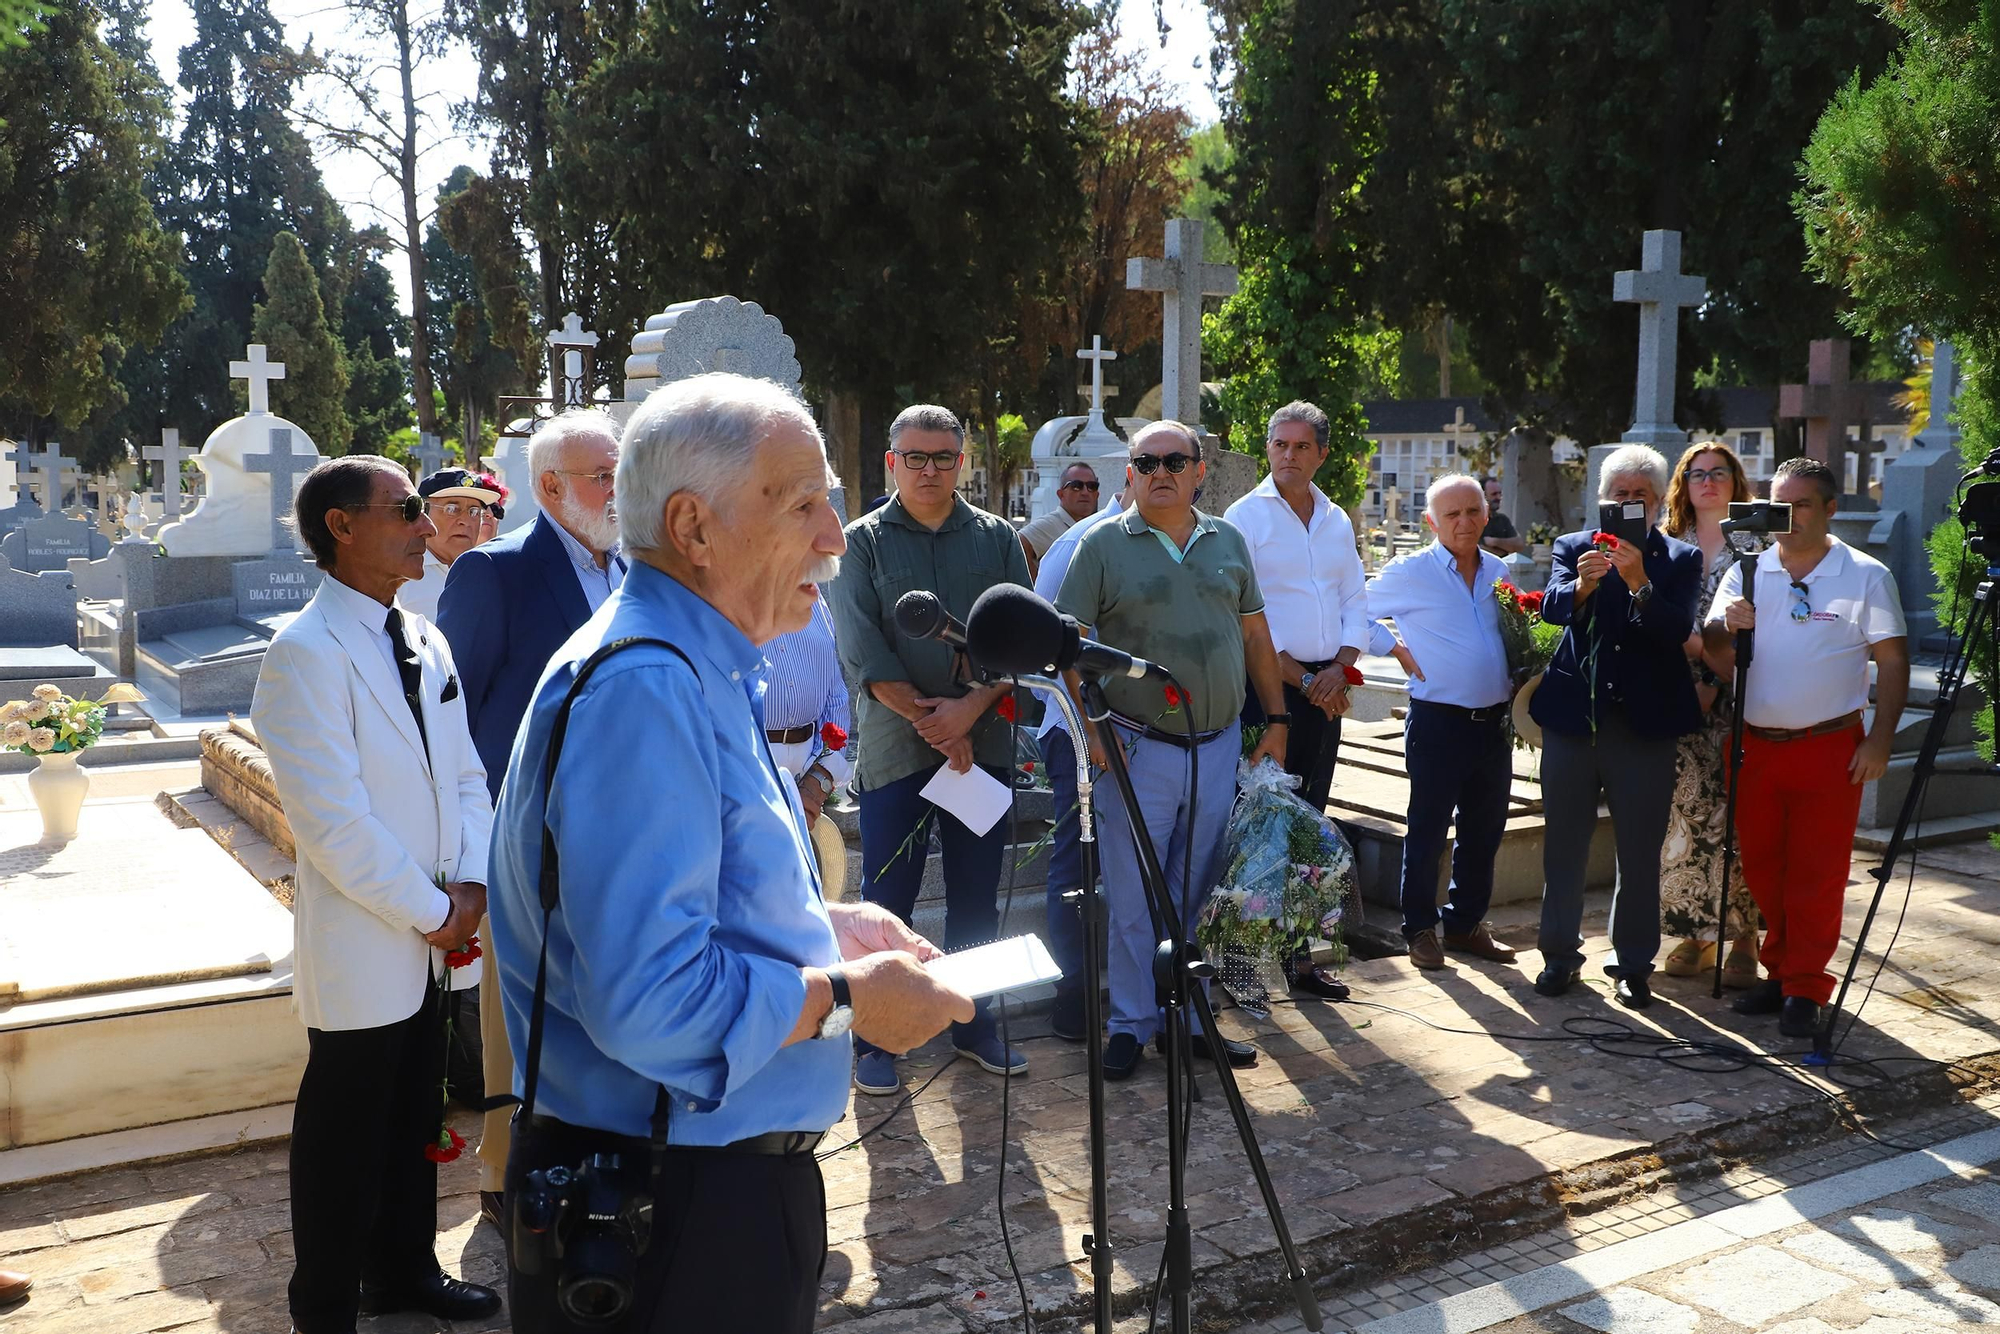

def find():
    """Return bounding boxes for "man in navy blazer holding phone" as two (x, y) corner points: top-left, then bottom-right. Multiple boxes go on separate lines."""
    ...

(1529, 445), (1703, 1008)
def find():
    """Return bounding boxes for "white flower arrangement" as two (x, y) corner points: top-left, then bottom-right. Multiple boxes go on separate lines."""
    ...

(1, 685), (106, 756)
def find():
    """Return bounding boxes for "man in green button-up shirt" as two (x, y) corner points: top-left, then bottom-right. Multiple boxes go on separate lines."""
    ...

(827, 404), (1033, 1098)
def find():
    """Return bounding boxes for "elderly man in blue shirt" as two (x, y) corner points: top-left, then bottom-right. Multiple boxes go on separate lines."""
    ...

(488, 373), (972, 1334)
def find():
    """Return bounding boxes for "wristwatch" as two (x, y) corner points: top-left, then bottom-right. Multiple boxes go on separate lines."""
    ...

(1298, 671), (1316, 692)
(1633, 581), (1655, 607)
(817, 967), (854, 1040)
(1264, 712), (1293, 726)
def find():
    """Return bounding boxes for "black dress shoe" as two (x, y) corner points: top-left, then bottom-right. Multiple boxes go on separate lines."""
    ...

(480, 1189), (505, 1232)
(1732, 978), (1784, 1015)
(358, 1271), (502, 1322)
(1533, 966), (1581, 997)
(1779, 995), (1823, 1039)
(1156, 1031), (1258, 1067)
(1615, 976), (1653, 1010)
(1103, 1032), (1142, 1081)
(1289, 965), (1351, 1001)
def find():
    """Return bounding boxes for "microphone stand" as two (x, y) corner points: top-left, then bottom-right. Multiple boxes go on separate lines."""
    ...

(1060, 670), (1322, 1334)
(1712, 540), (1759, 1000)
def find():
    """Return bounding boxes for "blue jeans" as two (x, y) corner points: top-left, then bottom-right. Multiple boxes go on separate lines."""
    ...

(855, 762), (1004, 1054)
(1093, 723), (1239, 1042)
(1038, 728), (1087, 1004)
(1400, 702), (1511, 940)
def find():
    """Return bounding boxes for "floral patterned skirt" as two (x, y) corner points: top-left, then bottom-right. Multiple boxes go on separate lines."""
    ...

(1658, 696), (1758, 940)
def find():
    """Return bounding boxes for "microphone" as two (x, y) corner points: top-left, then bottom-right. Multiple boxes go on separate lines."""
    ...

(893, 589), (967, 649)
(965, 584), (1168, 680)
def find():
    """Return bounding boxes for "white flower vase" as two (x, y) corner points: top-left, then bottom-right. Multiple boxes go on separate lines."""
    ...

(28, 749), (89, 841)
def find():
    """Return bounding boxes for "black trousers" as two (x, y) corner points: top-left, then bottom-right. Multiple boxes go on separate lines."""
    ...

(289, 976), (443, 1333)
(507, 1115), (828, 1334)
(1244, 679), (1344, 813)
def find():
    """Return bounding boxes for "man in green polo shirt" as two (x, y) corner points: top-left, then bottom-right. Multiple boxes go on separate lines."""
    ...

(827, 403), (1033, 1098)
(1055, 420), (1289, 1080)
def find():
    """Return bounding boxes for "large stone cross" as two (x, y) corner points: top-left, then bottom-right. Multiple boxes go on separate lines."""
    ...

(414, 432), (447, 478)
(1613, 229), (1706, 446)
(1851, 427), (1888, 497)
(1127, 218), (1238, 428)
(30, 442), (78, 513)
(242, 427), (315, 553)
(1440, 404), (1480, 462)
(1077, 336), (1119, 414)
(548, 311), (600, 408)
(231, 344), (288, 416)
(1779, 339), (1865, 484)
(143, 428), (192, 519)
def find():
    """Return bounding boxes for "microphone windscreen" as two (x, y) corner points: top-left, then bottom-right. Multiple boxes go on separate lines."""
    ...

(967, 584), (1073, 675)
(894, 590), (946, 641)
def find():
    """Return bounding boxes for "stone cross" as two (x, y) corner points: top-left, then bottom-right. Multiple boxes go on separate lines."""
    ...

(143, 429), (192, 521)
(2, 439), (24, 506)
(1914, 340), (1961, 450)
(242, 427), (315, 553)
(1779, 339), (1864, 484)
(548, 311), (600, 409)
(1612, 229), (1707, 446)
(231, 344), (287, 416)
(1383, 486), (1403, 535)
(1127, 218), (1239, 428)
(1440, 405), (1480, 462)
(30, 443), (77, 513)
(414, 432), (447, 478)
(1850, 428), (1888, 497)
(92, 489), (122, 539)
(1077, 336), (1119, 414)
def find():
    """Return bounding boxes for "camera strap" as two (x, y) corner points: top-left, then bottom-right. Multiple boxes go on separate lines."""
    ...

(518, 635), (695, 1174)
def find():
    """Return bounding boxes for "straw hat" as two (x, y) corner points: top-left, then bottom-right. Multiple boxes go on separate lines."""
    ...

(811, 813), (849, 897)
(1511, 674), (1544, 748)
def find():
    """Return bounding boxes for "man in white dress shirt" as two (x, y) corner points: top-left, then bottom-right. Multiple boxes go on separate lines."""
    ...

(1363, 475), (1521, 973)
(252, 456), (500, 1334)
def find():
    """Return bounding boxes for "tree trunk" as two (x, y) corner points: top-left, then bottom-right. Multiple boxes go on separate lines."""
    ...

(394, 0), (438, 436)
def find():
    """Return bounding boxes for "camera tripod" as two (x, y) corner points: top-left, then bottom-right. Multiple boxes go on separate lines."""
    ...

(1014, 672), (1321, 1334)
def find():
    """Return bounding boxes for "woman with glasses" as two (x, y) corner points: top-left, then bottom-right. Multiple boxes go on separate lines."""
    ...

(1656, 442), (1763, 987)
(396, 467), (501, 620)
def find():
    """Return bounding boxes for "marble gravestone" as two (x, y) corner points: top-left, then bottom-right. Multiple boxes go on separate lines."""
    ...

(1, 511), (109, 574)
(158, 346), (326, 557)
(624, 296), (803, 400)
(1864, 338), (1968, 641)
(0, 553), (81, 649)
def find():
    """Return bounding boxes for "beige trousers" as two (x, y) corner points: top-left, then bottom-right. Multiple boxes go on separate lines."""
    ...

(476, 916), (514, 1192)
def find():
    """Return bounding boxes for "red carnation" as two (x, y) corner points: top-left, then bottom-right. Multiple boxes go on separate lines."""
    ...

(1340, 663), (1366, 687)
(1498, 580), (1519, 597)
(996, 694), (1017, 723)
(424, 1126), (466, 1163)
(444, 936), (483, 969)
(820, 721), (848, 752)
(1163, 685), (1184, 711)
(1520, 590), (1545, 613)
(1593, 532), (1620, 551)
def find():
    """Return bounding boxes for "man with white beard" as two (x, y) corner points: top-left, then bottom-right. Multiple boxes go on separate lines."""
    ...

(434, 407), (627, 1234)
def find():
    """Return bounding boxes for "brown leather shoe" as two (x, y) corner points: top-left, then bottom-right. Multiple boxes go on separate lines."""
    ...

(0, 1270), (32, 1306)
(1408, 928), (1447, 970)
(1444, 921), (1519, 963)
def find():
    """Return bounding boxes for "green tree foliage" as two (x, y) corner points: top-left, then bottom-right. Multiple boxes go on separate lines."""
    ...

(1206, 0), (1395, 509)
(335, 225), (411, 454)
(252, 231), (352, 452)
(0, 0), (186, 452)
(553, 0), (1085, 418)
(426, 166), (531, 448)
(1797, 0), (2000, 762)
(1, 0), (51, 49)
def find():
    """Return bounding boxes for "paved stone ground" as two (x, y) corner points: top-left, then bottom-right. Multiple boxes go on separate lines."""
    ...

(1, 844), (1995, 1334)
(1232, 1091), (2000, 1334)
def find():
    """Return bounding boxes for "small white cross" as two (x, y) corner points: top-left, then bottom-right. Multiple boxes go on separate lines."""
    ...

(230, 344), (288, 415)
(1076, 336), (1119, 414)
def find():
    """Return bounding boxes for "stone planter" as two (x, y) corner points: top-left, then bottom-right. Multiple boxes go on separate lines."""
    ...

(28, 749), (90, 840)
(1530, 542), (1554, 563)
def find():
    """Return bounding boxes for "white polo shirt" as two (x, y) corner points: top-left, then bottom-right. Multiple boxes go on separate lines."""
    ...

(1708, 538), (1905, 730)
(1223, 475), (1369, 664)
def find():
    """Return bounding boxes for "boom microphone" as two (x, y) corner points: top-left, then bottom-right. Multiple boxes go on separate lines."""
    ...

(893, 589), (968, 649)
(965, 584), (1167, 680)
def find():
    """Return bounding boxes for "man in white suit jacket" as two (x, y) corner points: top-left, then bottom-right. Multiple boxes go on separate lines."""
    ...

(252, 455), (502, 1334)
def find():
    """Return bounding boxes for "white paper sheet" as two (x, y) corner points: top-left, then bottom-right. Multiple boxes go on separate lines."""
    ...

(917, 761), (1014, 835)
(926, 934), (1064, 1001)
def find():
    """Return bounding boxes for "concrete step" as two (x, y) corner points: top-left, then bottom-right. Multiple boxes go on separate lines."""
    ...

(1853, 809), (2000, 852)
(1857, 743), (1998, 825)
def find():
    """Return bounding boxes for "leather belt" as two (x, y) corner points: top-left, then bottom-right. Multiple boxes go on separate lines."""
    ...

(1108, 711), (1230, 750)
(1745, 709), (1864, 743)
(525, 1113), (825, 1157)
(766, 724), (815, 745)
(1411, 698), (1509, 724)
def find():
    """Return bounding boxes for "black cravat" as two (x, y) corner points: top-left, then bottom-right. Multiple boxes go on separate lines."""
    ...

(382, 606), (430, 760)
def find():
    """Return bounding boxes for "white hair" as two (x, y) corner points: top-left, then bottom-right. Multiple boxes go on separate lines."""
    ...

(526, 408), (622, 483)
(1425, 472), (1485, 517)
(1598, 444), (1671, 500)
(617, 372), (824, 555)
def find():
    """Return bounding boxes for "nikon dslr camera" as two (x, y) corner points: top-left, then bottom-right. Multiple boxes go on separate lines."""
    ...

(513, 1153), (654, 1325)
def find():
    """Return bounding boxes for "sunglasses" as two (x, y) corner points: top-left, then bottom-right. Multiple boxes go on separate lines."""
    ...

(894, 449), (962, 473)
(1061, 479), (1101, 493)
(1687, 467), (1734, 484)
(1790, 579), (1812, 622)
(1130, 453), (1195, 476)
(353, 495), (431, 523)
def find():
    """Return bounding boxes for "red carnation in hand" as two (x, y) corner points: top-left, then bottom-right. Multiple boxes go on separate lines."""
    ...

(424, 1126), (466, 1163)
(444, 936), (483, 969)
(996, 694), (1018, 723)
(1340, 663), (1366, 687)
(1162, 685), (1184, 712)
(820, 721), (848, 752)
(1593, 532), (1621, 552)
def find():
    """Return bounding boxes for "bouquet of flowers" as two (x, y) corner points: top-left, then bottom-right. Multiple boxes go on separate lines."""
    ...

(1494, 580), (1562, 686)
(0, 684), (106, 755)
(1196, 758), (1356, 1017)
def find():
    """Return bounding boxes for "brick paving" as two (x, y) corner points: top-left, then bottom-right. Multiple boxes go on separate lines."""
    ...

(1, 844), (1996, 1334)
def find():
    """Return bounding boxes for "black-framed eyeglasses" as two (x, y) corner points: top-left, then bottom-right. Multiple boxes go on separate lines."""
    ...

(352, 495), (431, 523)
(558, 468), (616, 490)
(1687, 466), (1733, 484)
(1790, 579), (1812, 622)
(1130, 452), (1195, 476)
(1061, 479), (1101, 493)
(894, 449), (962, 473)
